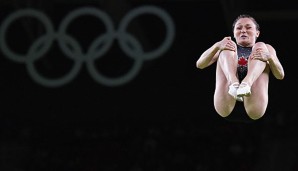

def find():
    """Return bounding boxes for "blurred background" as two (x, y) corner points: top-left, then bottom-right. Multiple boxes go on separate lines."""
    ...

(0, 0), (297, 170)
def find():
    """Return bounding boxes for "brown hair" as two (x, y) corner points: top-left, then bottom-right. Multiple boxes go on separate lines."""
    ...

(232, 14), (260, 31)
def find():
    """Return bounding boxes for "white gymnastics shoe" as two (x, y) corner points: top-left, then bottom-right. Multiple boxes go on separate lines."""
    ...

(228, 82), (243, 102)
(228, 82), (239, 99)
(237, 82), (251, 97)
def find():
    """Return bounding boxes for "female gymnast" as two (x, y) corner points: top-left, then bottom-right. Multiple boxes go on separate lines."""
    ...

(196, 14), (284, 121)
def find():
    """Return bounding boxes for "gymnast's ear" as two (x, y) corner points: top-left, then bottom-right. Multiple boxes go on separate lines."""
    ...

(256, 31), (260, 38)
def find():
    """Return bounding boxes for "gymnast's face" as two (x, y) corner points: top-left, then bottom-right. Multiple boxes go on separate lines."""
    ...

(233, 18), (260, 47)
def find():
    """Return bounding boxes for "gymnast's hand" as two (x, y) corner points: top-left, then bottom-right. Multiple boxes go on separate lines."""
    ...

(217, 36), (237, 52)
(251, 48), (270, 62)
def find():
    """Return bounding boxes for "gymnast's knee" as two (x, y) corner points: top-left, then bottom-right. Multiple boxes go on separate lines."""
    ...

(214, 106), (233, 118)
(246, 110), (266, 120)
(253, 42), (268, 51)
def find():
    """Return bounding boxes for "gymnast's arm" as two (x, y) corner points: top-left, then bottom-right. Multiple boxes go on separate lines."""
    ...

(266, 44), (285, 80)
(196, 36), (236, 69)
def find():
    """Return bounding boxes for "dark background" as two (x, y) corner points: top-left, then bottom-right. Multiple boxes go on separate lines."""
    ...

(1, 0), (297, 171)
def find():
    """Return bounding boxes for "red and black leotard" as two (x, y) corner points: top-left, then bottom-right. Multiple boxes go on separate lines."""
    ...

(237, 45), (252, 81)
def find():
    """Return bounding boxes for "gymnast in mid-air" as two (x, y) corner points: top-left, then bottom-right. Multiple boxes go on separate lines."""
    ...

(196, 14), (284, 121)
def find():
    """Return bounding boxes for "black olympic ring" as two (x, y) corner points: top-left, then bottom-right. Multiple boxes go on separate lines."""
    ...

(0, 6), (175, 87)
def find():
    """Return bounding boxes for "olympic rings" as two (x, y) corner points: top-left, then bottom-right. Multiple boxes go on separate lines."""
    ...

(0, 6), (175, 87)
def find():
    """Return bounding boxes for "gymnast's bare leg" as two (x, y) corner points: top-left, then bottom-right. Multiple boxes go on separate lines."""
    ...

(213, 50), (239, 117)
(241, 42), (270, 120)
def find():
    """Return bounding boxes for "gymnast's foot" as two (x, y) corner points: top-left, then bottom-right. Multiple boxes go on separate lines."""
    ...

(237, 82), (251, 97)
(228, 82), (243, 102)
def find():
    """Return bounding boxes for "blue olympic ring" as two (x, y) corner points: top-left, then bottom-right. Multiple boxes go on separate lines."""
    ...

(0, 6), (175, 87)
